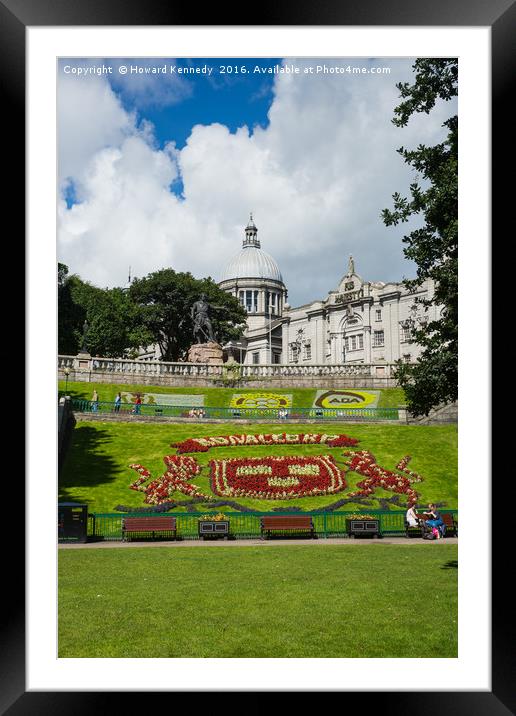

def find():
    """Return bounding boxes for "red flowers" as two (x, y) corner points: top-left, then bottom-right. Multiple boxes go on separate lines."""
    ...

(128, 432), (426, 508)
(129, 455), (208, 505)
(173, 432), (359, 454)
(343, 451), (423, 505)
(210, 455), (347, 499)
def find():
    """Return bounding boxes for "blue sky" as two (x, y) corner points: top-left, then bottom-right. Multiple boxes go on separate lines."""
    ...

(57, 57), (457, 304)
(111, 58), (280, 150)
(60, 57), (281, 206)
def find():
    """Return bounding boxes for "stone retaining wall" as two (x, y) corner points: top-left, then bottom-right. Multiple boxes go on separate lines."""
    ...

(58, 396), (76, 470)
(72, 407), (458, 426)
(73, 413), (404, 426)
(58, 368), (398, 389)
(407, 402), (458, 425)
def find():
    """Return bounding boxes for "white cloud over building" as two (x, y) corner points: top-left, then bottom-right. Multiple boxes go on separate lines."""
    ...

(57, 58), (456, 304)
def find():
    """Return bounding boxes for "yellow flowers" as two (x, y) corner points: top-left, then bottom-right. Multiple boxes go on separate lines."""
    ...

(199, 512), (227, 521)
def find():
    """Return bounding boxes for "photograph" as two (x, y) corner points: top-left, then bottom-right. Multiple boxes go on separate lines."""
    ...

(56, 55), (459, 660)
(7, 4), (502, 703)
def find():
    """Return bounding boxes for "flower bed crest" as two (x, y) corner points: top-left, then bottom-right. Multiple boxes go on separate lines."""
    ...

(210, 455), (346, 499)
(172, 432), (359, 454)
(343, 451), (423, 506)
(129, 455), (209, 504)
(127, 432), (425, 507)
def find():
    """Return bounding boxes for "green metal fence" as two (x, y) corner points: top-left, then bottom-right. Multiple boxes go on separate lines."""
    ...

(72, 399), (399, 421)
(87, 509), (458, 542)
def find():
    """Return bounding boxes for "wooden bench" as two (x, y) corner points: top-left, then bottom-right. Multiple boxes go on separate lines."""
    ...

(122, 516), (177, 541)
(405, 513), (458, 538)
(440, 513), (458, 537)
(260, 515), (315, 539)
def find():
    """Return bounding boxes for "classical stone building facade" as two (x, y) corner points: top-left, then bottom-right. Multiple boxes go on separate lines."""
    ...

(281, 257), (439, 366)
(219, 218), (440, 366)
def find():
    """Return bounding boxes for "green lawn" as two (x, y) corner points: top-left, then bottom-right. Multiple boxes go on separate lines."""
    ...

(58, 380), (406, 409)
(58, 543), (458, 658)
(59, 421), (457, 513)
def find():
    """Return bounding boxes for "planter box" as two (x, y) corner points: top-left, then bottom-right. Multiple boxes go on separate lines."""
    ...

(198, 520), (230, 539)
(346, 518), (381, 538)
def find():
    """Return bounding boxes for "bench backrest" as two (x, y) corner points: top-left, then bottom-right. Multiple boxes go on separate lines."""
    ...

(123, 517), (176, 530)
(415, 513), (456, 530)
(261, 516), (313, 528)
(418, 513), (455, 522)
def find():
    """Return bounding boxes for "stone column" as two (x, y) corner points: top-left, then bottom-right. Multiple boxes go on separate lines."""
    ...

(364, 326), (372, 363)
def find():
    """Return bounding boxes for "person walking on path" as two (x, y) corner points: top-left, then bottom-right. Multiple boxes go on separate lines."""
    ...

(134, 395), (142, 415)
(114, 392), (122, 413)
(91, 390), (99, 412)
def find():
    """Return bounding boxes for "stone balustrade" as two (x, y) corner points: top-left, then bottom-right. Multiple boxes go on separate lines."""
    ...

(239, 363), (393, 378)
(58, 354), (396, 381)
(58, 355), (225, 377)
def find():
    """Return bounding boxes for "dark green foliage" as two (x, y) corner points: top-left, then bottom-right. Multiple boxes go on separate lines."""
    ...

(129, 269), (247, 361)
(58, 263), (85, 354)
(58, 264), (246, 360)
(58, 263), (152, 358)
(382, 59), (458, 416)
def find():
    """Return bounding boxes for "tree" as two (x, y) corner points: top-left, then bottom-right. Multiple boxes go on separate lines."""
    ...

(58, 264), (152, 357)
(129, 269), (247, 361)
(382, 59), (458, 416)
(58, 263), (85, 355)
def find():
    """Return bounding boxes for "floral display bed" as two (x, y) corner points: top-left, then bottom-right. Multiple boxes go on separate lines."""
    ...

(128, 432), (429, 507)
(209, 455), (346, 499)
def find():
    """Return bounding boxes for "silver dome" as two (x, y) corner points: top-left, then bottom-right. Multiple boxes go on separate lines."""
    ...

(221, 246), (283, 283)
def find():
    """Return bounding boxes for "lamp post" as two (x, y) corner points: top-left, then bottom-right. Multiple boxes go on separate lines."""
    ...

(64, 367), (70, 395)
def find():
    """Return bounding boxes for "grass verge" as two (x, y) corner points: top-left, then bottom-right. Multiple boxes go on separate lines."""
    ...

(58, 543), (458, 658)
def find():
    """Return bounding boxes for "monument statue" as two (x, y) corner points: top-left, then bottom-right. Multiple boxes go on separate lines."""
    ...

(348, 255), (355, 275)
(80, 319), (90, 353)
(188, 294), (227, 364)
(191, 294), (217, 344)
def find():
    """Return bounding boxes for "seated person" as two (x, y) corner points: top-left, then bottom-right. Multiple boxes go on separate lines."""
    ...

(423, 503), (445, 538)
(405, 504), (420, 528)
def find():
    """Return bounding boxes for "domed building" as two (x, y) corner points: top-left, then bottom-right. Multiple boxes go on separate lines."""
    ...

(219, 215), (287, 365)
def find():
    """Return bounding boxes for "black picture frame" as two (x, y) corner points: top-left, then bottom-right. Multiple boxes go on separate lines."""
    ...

(7, 0), (505, 711)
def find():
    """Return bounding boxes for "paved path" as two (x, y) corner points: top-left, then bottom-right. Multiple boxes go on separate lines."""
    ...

(59, 536), (458, 549)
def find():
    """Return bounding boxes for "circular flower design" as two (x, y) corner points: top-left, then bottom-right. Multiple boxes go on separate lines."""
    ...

(210, 455), (347, 499)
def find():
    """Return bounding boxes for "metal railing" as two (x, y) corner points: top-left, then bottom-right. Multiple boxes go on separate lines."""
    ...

(87, 509), (458, 542)
(71, 399), (399, 421)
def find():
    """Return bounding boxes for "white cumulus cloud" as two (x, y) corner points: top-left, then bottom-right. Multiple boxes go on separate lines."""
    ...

(57, 58), (457, 305)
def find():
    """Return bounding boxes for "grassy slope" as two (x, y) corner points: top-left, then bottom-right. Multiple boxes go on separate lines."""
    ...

(59, 420), (458, 513)
(58, 544), (458, 658)
(58, 381), (406, 409)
